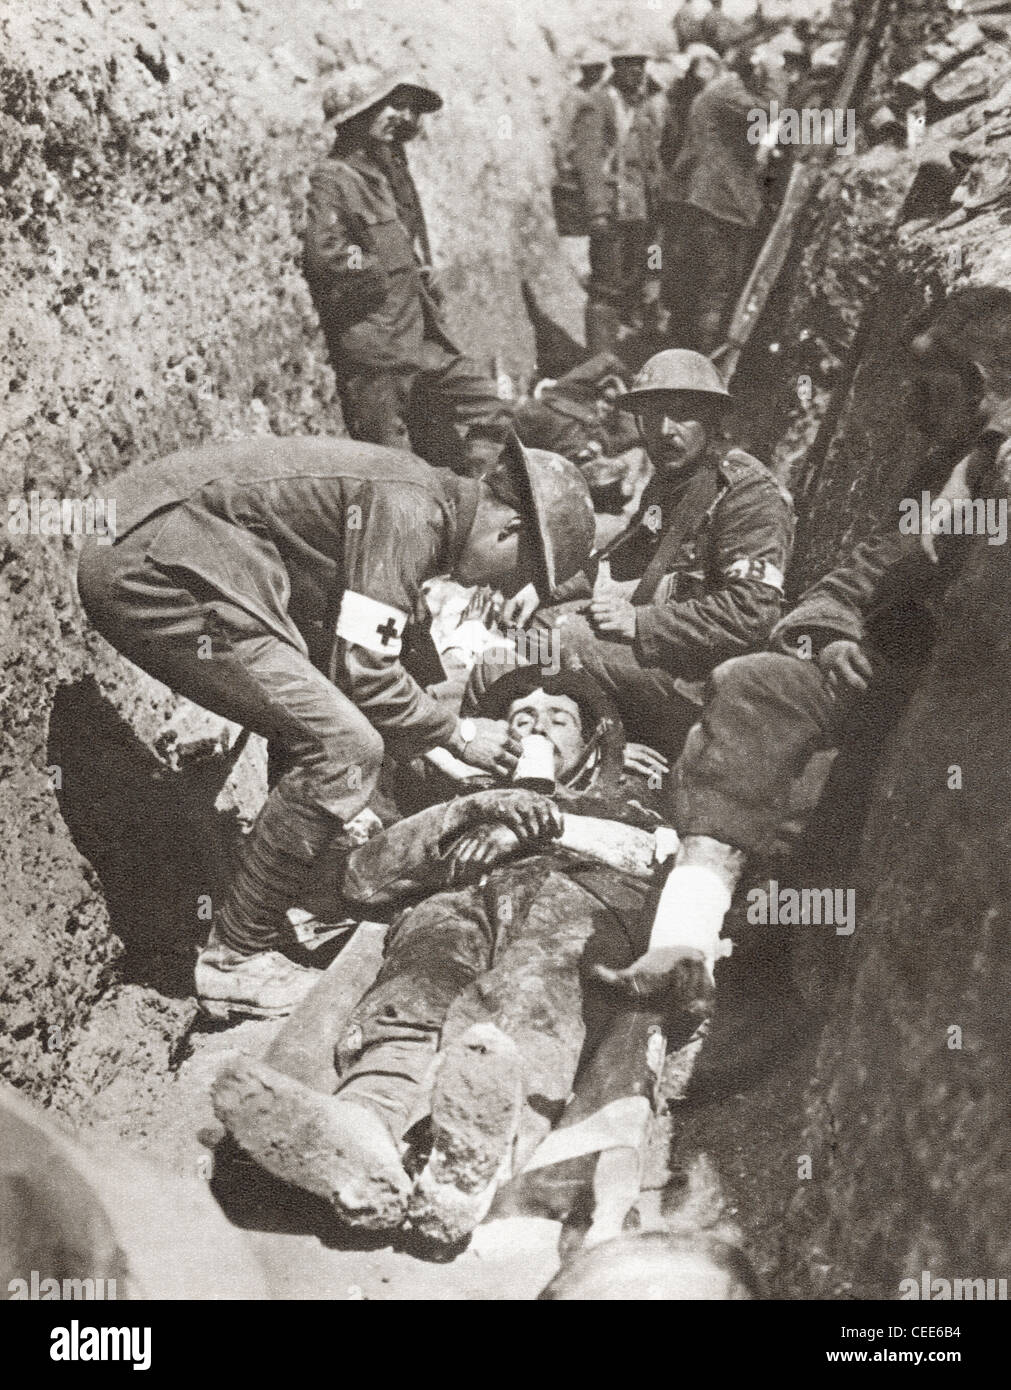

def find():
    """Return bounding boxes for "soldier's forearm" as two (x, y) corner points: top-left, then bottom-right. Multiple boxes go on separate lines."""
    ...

(557, 815), (678, 880)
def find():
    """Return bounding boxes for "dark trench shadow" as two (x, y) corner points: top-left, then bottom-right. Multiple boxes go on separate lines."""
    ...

(47, 675), (248, 998)
(520, 279), (587, 380)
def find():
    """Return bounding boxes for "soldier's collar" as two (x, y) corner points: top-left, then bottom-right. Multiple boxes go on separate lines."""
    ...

(341, 144), (391, 181)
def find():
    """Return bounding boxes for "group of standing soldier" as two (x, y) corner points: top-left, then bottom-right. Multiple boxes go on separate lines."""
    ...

(300, 10), (828, 473)
(555, 22), (811, 356)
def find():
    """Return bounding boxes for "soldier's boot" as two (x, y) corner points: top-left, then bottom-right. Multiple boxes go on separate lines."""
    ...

(211, 1055), (411, 1230)
(461, 433), (505, 478)
(407, 1023), (523, 1245)
(196, 939), (321, 1022)
(196, 780), (343, 1020)
(585, 301), (623, 355)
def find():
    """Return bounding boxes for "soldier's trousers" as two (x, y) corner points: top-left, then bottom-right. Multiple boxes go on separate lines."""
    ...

(77, 529), (385, 955)
(338, 351), (512, 475)
(586, 222), (658, 352)
(336, 859), (649, 1164)
(665, 205), (751, 353)
(674, 650), (916, 856)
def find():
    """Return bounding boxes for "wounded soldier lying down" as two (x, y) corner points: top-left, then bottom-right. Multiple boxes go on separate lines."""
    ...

(212, 667), (696, 1243)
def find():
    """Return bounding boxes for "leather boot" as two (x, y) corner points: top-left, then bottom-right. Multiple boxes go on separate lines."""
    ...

(197, 779), (343, 1019)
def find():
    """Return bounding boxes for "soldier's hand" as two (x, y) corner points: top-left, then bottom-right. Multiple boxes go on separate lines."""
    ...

(461, 585), (503, 627)
(461, 787), (563, 843)
(589, 214), (611, 235)
(453, 717), (522, 776)
(502, 582), (540, 628)
(594, 946), (714, 1018)
(447, 824), (522, 884)
(623, 742), (670, 779)
(818, 639), (874, 694)
(589, 593), (637, 641)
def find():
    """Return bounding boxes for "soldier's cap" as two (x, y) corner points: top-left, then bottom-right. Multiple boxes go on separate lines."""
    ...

(618, 349), (731, 411)
(322, 67), (443, 126)
(475, 664), (621, 735)
(485, 433), (596, 598)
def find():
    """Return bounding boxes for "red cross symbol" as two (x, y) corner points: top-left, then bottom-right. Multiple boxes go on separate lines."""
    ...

(376, 616), (401, 647)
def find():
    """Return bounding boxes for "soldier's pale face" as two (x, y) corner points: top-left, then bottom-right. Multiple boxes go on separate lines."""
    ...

(507, 690), (586, 779)
(636, 402), (709, 476)
(367, 100), (419, 143)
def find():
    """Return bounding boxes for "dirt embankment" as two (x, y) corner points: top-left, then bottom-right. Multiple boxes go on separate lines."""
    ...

(700, 0), (1011, 1296)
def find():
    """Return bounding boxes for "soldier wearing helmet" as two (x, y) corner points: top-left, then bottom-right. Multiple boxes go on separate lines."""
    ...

(77, 434), (594, 1021)
(665, 39), (769, 352)
(470, 350), (793, 759)
(211, 660), (676, 1241)
(303, 67), (511, 475)
(567, 51), (665, 353)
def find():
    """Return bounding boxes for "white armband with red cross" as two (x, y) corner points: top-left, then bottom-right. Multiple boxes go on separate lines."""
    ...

(722, 557), (785, 593)
(335, 590), (409, 657)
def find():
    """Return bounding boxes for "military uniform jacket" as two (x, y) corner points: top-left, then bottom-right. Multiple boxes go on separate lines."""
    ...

(302, 146), (457, 375)
(771, 535), (951, 668)
(620, 449), (795, 683)
(568, 80), (663, 224)
(107, 438), (476, 756)
(770, 435), (1010, 665)
(669, 72), (765, 228)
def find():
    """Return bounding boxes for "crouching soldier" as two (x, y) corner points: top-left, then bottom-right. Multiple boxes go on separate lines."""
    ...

(76, 435), (594, 1020)
(303, 68), (512, 475)
(211, 666), (686, 1240)
(472, 349), (794, 757)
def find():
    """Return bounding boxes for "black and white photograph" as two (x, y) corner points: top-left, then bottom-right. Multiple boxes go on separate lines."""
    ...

(0, 0), (1007, 1344)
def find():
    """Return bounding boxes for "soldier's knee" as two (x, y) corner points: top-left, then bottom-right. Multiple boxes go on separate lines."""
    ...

(706, 652), (826, 730)
(708, 651), (794, 702)
(74, 543), (120, 632)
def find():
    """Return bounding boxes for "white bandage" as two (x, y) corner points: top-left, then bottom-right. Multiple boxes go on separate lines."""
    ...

(648, 864), (734, 978)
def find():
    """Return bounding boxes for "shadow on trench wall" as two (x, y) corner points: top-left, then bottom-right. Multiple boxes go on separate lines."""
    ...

(47, 677), (248, 998)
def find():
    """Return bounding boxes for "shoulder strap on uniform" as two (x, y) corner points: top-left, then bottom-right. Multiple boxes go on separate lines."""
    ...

(631, 465), (722, 606)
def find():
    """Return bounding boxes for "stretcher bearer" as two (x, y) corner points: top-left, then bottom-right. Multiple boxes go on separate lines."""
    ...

(77, 435), (594, 1020)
